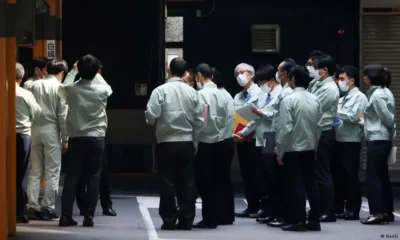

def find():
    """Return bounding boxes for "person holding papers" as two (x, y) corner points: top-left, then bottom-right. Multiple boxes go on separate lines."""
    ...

(58, 54), (112, 227)
(235, 65), (283, 225)
(145, 58), (204, 230)
(232, 63), (263, 218)
(308, 54), (339, 222)
(192, 63), (231, 229)
(212, 67), (236, 225)
(275, 65), (322, 232)
(360, 65), (395, 225)
(332, 66), (368, 221)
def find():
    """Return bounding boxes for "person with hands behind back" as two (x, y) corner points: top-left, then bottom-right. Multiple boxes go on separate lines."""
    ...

(275, 65), (322, 232)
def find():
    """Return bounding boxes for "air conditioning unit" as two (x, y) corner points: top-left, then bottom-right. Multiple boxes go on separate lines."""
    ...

(251, 24), (281, 53)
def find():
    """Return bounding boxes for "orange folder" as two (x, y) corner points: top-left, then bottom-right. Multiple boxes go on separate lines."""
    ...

(233, 112), (254, 142)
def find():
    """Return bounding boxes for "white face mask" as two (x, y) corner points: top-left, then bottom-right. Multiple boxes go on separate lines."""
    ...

(307, 66), (318, 79)
(260, 83), (271, 93)
(275, 72), (282, 84)
(237, 74), (249, 87)
(196, 77), (203, 90)
(338, 80), (350, 92)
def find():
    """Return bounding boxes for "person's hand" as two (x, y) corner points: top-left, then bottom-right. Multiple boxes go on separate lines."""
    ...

(73, 61), (78, 72)
(273, 147), (278, 155)
(251, 108), (264, 116)
(233, 133), (244, 143)
(359, 112), (364, 121)
(276, 155), (283, 166)
(62, 141), (68, 153)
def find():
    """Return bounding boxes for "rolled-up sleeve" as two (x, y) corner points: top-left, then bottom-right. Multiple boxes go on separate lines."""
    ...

(63, 69), (78, 85)
(145, 89), (163, 126)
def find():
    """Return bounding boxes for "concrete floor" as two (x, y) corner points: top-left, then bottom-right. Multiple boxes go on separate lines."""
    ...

(12, 176), (400, 240)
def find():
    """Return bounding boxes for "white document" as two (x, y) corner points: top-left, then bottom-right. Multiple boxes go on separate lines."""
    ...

(235, 103), (259, 122)
(388, 146), (397, 165)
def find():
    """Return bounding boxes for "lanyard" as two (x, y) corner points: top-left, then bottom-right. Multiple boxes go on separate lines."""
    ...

(243, 94), (251, 103)
(261, 96), (272, 109)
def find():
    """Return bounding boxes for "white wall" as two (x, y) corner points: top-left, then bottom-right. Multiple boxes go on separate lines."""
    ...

(361, 0), (400, 7)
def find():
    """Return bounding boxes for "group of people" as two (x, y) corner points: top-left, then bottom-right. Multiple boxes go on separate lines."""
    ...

(145, 51), (396, 232)
(16, 55), (116, 228)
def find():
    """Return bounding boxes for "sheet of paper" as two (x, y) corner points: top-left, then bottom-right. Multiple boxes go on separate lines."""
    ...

(388, 146), (397, 165)
(235, 103), (259, 122)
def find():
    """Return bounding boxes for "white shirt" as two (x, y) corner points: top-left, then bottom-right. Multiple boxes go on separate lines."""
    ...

(16, 83), (42, 135)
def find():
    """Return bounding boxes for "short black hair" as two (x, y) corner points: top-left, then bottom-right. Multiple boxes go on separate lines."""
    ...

(333, 64), (342, 79)
(315, 54), (336, 75)
(363, 64), (386, 87)
(33, 57), (48, 70)
(195, 63), (213, 79)
(281, 58), (297, 73)
(169, 57), (187, 77)
(309, 50), (324, 61)
(289, 65), (311, 88)
(384, 68), (391, 88)
(255, 65), (276, 82)
(47, 58), (68, 75)
(77, 54), (100, 80)
(339, 65), (359, 87)
(211, 67), (224, 88)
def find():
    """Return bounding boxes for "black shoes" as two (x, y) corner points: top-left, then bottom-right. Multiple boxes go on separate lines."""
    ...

(281, 221), (321, 232)
(361, 214), (390, 225)
(319, 212), (336, 222)
(17, 215), (29, 224)
(103, 207), (117, 217)
(266, 218), (285, 227)
(59, 216), (78, 227)
(83, 216), (94, 227)
(256, 216), (274, 224)
(27, 208), (41, 220)
(235, 208), (260, 218)
(192, 220), (217, 229)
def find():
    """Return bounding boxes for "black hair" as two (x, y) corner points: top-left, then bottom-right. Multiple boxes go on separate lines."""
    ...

(195, 63), (213, 79)
(77, 54), (100, 80)
(384, 68), (391, 88)
(281, 58), (297, 73)
(255, 65), (276, 82)
(33, 57), (48, 70)
(309, 50), (324, 61)
(186, 69), (195, 82)
(211, 67), (224, 88)
(363, 64), (386, 87)
(289, 65), (311, 88)
(333, 64), (342, 79)
(315, 54), (336, 76)
(339, 65), (359, 87)
(47, 58), (68, 75)
(169, 57), (187, 77)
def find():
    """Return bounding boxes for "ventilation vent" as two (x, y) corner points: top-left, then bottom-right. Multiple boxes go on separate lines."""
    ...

(251, 24), (281, 53)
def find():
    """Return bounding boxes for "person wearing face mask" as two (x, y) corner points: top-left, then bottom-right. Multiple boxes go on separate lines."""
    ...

(236, 65), (284, 226)
(334, 65), (346, 98)
(332, 66), (367, 221)
(192, 63), (232, 229)
(23, 57), (49, 92)
(27, 59), (69, 221)
(232, 63), (263, 218)
(306, 50), (325, 91)
(359, 65), (395, 225)
(275, 65), (322, 232)
(308, 54), (339, 222)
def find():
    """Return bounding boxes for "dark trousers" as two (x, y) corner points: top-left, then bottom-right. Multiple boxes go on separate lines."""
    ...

(195, 138), (235, 225)
(237, 140), (263, 212)
(283, 150), (320, 223)
(61, 137), (104, 217)
(366, 140), (394, 215)
(332, 141), (362, 214)
(315, 129), (335, 213)
(156, 141), (196, 225)
(16, 133), (32, 217)
(76, 147), (112, 212)
(262, 153), (285, 218)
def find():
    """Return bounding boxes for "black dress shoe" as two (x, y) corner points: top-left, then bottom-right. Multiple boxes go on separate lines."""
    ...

(176, 222), (192, 230)
(320, 213), (336, 222)
(343, 212), (359, 220)
(161, 223), (176, 230)
(103, 207), (117, 217)
(59, 216), (78, 227)
(192, 220), (217, 229)
(27, 208), (41, 220)
(249, 209), (263, 218)
(306, 221), (321, 231)
(256, 216), (274, 224)
(82, 216), (94, 227)
(235, 209), (250, 218)
(387, 212), (395, 222)
(17, 215), (29, 224)
(335, 213), (345, 219)
(267, 218), (285, 227)
(361, 215), (389, 225)
(281, 222), (307, 232)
